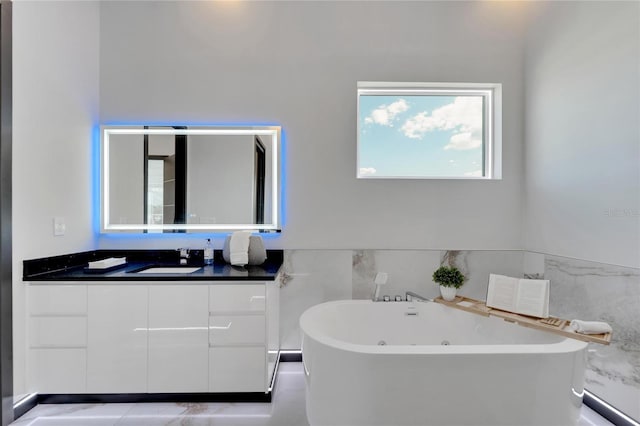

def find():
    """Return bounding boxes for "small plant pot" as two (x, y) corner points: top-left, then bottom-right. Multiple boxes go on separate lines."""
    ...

(439, 285), (457, 301)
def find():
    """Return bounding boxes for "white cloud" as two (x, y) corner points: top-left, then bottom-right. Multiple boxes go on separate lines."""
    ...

(400, 97), (483, 151)
(364, 99), (409, 126)
(444, 132), (482, 151)
(359, 167), (377, 176)
(464, 169), (483, 177)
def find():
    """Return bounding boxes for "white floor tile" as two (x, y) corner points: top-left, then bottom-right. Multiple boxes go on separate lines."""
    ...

(578, 405), (614, 426)
(11, 363), (614, 426)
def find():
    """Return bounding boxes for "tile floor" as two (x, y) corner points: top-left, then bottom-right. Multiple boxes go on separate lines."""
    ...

(11, 362), (613, 425)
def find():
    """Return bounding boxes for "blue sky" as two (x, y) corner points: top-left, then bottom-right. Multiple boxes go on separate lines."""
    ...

(359, 95), (485, 178)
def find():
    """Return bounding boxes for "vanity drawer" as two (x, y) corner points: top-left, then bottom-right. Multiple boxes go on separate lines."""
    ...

(28, 348), (87, 393)
(29, 285), (87, 315)
(209, 346), (265, 392)
(209, 285), (265, 313)
(209, 314), (265, 346)
(29, 317), (87, 348)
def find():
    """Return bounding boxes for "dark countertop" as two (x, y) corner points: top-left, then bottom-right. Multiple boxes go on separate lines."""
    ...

(23, 249), (283, 282)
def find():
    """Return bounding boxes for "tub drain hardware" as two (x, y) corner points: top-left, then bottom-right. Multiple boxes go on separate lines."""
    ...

(405, 305), (418, 316)
(441, 340), (450, 346)
(378, 340), (387, 346)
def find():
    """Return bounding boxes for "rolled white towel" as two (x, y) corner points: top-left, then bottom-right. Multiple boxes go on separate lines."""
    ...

(229, 231), (252, 266)
(569, 320), (612, 335)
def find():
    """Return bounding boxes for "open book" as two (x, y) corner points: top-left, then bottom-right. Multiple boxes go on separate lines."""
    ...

(486, 274), (550, 318)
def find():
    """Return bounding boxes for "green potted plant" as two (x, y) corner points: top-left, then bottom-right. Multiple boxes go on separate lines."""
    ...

(432, 265), (465, 301)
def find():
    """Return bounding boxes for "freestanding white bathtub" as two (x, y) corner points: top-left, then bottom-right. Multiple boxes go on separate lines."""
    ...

(300, 300), (587, 426)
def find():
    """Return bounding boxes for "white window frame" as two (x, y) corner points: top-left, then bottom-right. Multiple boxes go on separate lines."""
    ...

(357, 81), (502, 180)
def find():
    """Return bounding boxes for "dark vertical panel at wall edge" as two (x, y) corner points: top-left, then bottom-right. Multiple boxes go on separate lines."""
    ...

(0, 2), (12, 425)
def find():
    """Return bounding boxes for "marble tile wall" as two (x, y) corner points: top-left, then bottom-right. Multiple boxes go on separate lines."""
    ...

(279, 249), (639, 422)
(529, 253), (639, 421)
(278, 250), (353, 349)
(279, 249), (524, 348)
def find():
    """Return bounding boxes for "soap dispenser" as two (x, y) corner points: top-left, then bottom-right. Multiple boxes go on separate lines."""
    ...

(204, 238), (214, 265)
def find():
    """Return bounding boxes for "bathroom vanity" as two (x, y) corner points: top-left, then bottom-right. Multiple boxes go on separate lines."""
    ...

(22, 249), (282, 402)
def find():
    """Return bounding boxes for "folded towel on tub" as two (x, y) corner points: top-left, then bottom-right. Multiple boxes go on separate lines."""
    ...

(569, 320), (612, 335)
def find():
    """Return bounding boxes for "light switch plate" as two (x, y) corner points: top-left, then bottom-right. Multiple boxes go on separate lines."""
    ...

(53, 217), (66, 236)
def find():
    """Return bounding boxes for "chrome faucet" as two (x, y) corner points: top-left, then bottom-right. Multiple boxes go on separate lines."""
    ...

(405, 291), (433, 303)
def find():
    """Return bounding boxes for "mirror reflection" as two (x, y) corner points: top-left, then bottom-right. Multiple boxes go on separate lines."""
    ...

(102, 126), (280, 233)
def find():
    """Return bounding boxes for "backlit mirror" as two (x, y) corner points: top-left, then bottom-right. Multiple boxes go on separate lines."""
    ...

(101, 125), (281, 233)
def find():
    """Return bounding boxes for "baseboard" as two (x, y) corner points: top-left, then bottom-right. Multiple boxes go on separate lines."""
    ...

(12, 393), (38, 420)
(13, 390), (271, 421)
(278, 350), (302, 362)
(583, 389), (639, 426)
(37, 391), (271, 404)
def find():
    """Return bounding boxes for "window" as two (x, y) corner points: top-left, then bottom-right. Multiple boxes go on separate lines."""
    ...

(357, 82), (502, 179)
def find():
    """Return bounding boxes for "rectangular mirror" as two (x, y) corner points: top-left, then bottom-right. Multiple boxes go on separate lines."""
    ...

(101, 125), (281, 233)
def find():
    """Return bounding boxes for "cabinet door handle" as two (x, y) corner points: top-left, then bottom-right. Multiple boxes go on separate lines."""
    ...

(210, 322), (232, 330)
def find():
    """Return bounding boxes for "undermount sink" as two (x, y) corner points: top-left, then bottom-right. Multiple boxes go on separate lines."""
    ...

(134, 266), (202, 274)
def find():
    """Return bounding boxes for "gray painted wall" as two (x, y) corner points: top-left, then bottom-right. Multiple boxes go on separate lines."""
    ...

(98, 1), (527, 251)
(524, 1), (640, 268)
(12, 0), (100, 397)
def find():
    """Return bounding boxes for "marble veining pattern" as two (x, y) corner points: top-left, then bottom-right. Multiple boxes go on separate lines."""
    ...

(523, 251), (545, 279)
(282, 249), (528, 350)
(445, 250), (525, 301)
(279, 250), (352, 349)
(352, 250), (442, 300)
(352, 250), (526, 301)
(440, 250), (468, 271)
(351, 250), (377, 299)
(10, 363), (611, 426)
(543, 254), (640, 421)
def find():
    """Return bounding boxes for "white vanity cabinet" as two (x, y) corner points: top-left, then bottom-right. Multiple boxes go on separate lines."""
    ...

(26, 279), (279, 396)
(209, 284), (267, 392)
(148, 284), (209, 393)
(27, 284), (88, 393)
(216, 282), (279, 393)
(87, 284), (148, 393)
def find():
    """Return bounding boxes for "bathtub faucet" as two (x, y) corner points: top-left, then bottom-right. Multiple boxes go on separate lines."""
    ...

(405, 291), (433, 303)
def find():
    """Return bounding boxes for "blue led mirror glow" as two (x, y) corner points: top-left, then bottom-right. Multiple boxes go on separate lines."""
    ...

(101, 125), (281, 233)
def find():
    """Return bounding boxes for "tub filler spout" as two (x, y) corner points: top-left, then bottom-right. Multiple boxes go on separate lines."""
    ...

(405, 291), (432, 303)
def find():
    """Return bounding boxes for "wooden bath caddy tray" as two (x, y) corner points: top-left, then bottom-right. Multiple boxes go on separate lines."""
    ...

(434, 296), (611, 345)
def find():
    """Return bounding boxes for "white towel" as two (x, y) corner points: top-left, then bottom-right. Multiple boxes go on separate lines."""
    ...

(569, 320), (612, 335)
(88, 257), (126, 269)
(229, 231), (252, 266)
